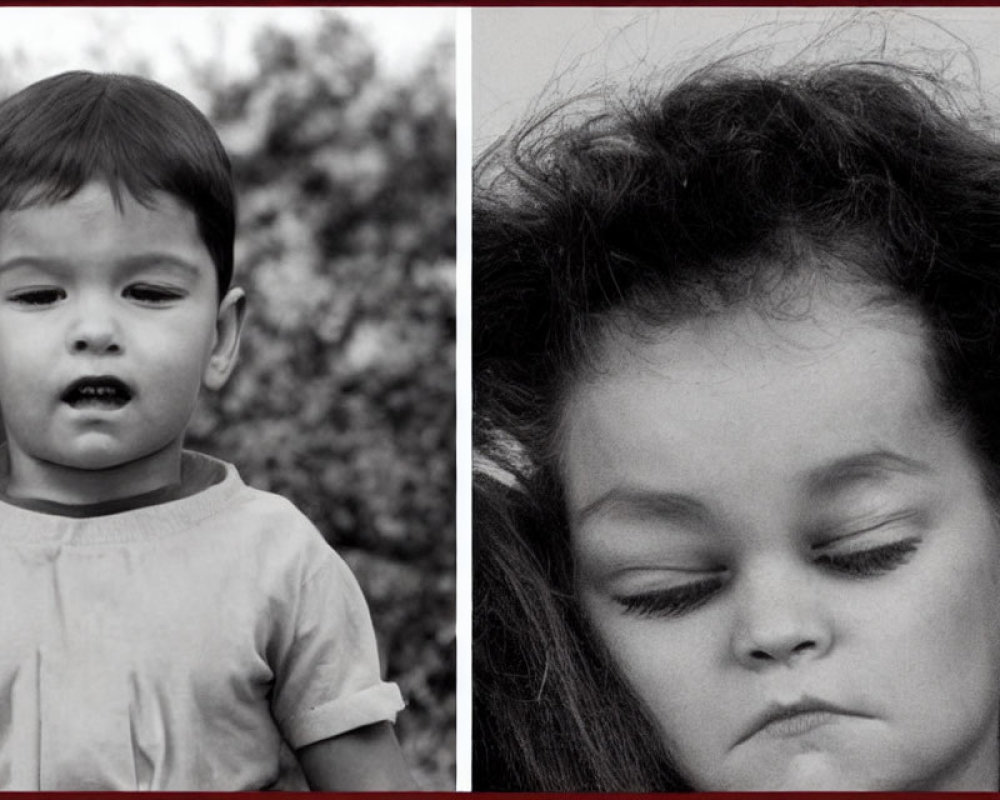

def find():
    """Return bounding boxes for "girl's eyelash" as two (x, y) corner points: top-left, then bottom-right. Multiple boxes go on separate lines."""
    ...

(616, 576), (724, 619)
(813, 536), (921, 578)
(614, 537), (921, 619)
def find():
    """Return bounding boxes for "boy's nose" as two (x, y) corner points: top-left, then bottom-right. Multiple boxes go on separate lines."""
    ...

(66, 313), (122, 355)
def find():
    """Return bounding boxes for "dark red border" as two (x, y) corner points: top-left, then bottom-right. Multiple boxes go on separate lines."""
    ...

(0, 794), (991, 798)
(463, 0), (1000, 4)
(3, 1), (998, 797)
(11, 1), (1000, 6)
(0, 795), (992, 799)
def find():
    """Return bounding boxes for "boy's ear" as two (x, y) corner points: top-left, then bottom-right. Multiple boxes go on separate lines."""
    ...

(203, 287), (246, 391)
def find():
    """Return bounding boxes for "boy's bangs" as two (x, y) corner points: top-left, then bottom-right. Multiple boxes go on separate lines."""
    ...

(2, 133), (198, 214)
(0, 72), (235, 293)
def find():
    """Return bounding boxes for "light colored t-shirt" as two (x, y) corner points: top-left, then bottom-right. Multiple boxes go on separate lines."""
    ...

(0, 451), (404, 790)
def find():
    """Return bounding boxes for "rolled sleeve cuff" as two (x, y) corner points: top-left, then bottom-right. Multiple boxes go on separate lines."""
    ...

(284, 682), (406, 749)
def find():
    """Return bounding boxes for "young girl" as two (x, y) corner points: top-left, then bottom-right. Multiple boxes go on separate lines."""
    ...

(473, 41), (1000, 792)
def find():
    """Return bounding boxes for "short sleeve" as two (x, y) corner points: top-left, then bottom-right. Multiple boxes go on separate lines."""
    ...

(268, 543), (405, 750)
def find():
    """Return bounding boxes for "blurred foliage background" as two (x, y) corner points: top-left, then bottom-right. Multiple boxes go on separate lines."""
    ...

(0, 8), (455, 789)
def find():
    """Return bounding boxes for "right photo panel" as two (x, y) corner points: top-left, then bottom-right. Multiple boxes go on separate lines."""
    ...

(472, 6), (1000, 792)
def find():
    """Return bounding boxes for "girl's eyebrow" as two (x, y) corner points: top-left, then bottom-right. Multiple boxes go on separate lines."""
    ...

(802, 450), (933, 499)
(572, 451), (933, 529)
(571, 488), (709, 530)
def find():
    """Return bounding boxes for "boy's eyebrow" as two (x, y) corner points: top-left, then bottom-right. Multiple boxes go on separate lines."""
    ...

(0, 256), (64, 273)
(0, 253), (205, 276)
(115, 253), (205, 275)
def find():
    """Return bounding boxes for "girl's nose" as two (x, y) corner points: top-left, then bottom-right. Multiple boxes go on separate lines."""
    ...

(729, 560), (833, 670)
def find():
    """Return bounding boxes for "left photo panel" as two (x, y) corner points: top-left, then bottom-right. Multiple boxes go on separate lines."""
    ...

(0, 6), (456, 791)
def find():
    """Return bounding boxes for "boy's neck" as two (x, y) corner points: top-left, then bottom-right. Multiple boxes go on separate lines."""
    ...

(4, 443), (184, 506)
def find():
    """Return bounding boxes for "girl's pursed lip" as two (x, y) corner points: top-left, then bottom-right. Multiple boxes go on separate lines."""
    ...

(734, 696), (871, 747)
(758, 709), (840, 739)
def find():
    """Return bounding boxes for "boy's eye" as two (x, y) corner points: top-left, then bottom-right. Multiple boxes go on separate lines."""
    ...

(8, 287), (66, 306)
(813, 536), (921, 578)
(123, 284), (186, 304)
(615, 575), (725, 619)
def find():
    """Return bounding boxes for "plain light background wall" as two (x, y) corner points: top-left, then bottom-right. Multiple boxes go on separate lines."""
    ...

(473, 7), (1000, 154)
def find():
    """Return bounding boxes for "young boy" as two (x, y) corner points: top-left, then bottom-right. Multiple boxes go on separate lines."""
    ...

(0, 71), (415, 790)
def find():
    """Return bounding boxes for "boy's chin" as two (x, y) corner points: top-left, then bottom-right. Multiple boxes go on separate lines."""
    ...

(1, 431), (184, 504)
(53, 451), (146, 472)
(39, 437), (181, 474)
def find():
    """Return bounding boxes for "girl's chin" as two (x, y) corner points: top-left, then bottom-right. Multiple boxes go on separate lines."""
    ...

(691, 753), (896, 793)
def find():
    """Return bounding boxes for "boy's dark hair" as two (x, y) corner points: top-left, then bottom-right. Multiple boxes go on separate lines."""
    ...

(474, 61), (1000, 790)
(0, 71), (235, 294)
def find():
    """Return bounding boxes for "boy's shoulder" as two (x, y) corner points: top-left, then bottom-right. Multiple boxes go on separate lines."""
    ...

(187, 450), (345, 568)
(186, 450), (307, 519)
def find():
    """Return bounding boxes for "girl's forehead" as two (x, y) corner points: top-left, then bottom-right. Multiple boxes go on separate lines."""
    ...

(557, 289), (947, 511)
(584, 280), (921, 385)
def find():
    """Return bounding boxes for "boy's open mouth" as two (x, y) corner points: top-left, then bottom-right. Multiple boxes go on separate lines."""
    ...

(61, 376), (133, 409)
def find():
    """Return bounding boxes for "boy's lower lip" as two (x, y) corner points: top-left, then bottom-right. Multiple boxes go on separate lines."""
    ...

(63, 397), (131, 411)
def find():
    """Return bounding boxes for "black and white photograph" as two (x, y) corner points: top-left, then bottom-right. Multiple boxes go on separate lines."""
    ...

(0, 6), (455, 791)
(472, 6), (1000, 792)
(18, 2), (1000, 793)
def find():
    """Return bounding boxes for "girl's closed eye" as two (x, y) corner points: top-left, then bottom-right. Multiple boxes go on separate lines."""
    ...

(7, 287), (66, 306)
(615, 572), (726, 619)
(814, 536), (921, 577)
(812, 510), (924, 578)
(123, 283), (187, 304)
(614, 521), (923, 619)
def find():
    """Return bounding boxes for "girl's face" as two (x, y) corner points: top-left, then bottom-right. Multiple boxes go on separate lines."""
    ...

(562, 285), (1000, 790)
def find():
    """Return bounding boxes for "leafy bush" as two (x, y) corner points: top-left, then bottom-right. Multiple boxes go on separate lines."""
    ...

(187, 15), (456, 789)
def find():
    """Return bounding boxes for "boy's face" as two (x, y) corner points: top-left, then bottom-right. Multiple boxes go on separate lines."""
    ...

(0, 182), (243, 494)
